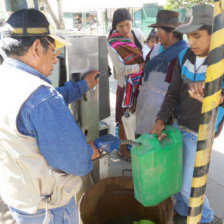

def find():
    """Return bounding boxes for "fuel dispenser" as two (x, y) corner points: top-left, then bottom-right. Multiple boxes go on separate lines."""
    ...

(66, 34), (110, 141)
(50, 33), (110, 138)
(49, 32), (111, 195)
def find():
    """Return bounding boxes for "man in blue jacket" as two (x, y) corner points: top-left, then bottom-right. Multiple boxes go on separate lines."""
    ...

(0, 9), (99, 224)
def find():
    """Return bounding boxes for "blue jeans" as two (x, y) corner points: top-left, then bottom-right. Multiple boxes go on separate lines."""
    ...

(174, 124), (214, 223)
(10, 198), (79, 224)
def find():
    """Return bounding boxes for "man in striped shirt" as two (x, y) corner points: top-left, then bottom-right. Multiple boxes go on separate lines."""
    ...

(151, 4), (224, 224)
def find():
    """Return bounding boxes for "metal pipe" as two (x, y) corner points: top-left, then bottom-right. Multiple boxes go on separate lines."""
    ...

(120, 139), (142, 147)
(187, 1), (224, 223)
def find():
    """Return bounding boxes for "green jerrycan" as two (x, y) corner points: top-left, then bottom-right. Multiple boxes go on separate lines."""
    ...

(131, 125), (183, 206)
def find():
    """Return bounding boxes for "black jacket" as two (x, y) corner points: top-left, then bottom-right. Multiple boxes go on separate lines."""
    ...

(157, 48), (206, 132)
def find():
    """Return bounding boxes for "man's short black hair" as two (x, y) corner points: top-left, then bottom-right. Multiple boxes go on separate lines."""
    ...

(199, 25), (213, 35)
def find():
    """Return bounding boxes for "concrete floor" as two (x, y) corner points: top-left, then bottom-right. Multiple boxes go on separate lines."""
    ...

(206, 132), (224, 220)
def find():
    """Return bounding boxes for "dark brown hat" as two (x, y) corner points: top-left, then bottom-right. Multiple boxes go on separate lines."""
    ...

(148, 10), (182, 29)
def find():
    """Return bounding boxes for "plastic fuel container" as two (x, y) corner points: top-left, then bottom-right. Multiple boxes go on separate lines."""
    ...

(131, 125), (183, 206)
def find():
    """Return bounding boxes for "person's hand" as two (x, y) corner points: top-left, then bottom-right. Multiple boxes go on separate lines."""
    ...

(84, 70), (99, 89)
(88, 140), (100, 160)
(139, 62), (145, 71)
(219, 94), (224, 105)
(189, 82), (224, 105)
(188, 82), (205, 102)
(150, 119), (166, 141)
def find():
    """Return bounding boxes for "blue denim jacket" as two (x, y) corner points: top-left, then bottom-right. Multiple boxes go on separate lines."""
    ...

(5, 58), (93, 176)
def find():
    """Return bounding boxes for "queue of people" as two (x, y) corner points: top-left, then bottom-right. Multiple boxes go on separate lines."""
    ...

(0, 3), (223, 224)
(108, 4), (224, 224)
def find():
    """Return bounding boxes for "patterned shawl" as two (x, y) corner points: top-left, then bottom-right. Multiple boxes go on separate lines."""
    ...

(108, 30), (144, 108)
(144, 40), (188, 81)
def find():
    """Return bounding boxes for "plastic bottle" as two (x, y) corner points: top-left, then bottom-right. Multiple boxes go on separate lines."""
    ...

(122, 111), (136, 141)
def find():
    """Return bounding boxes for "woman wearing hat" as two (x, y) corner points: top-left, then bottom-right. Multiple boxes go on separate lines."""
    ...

(135, 10), (188, 136)
(108, 8), (145, 161)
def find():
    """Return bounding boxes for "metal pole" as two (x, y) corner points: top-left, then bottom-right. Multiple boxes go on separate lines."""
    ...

(43, 0), (60, 29)
(56, 0), (65, 29)
(187, 1), (224, 223)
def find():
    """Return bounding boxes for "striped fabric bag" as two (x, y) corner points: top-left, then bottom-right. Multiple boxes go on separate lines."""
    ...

(108, 30), (144, 108)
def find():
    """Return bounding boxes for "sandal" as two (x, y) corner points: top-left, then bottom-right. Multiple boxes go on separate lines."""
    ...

(117, 150), (131, 162)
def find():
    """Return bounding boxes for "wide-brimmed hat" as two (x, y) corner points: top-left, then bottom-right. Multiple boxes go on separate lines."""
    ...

(149, 10), (182, 29)
(175, 4), (214, 34)
(1, 9), (69, 49)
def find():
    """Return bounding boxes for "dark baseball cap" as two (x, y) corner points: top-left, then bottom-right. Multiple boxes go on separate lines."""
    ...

(175, 4), (214, 34)
(1, 8), (69, 48)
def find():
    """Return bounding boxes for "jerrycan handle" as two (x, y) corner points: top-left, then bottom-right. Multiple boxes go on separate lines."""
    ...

(152, 128), (167, 138)
(161, 129), (167, 135)
(152, 133), (158, 138)
(151, 128), (168, 145)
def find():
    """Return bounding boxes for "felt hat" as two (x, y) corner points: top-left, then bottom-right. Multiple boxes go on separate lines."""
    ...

(149, 10), (182, 29)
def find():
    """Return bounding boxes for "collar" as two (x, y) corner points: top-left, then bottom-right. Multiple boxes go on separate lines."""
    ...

(4, 58), (52, 84)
